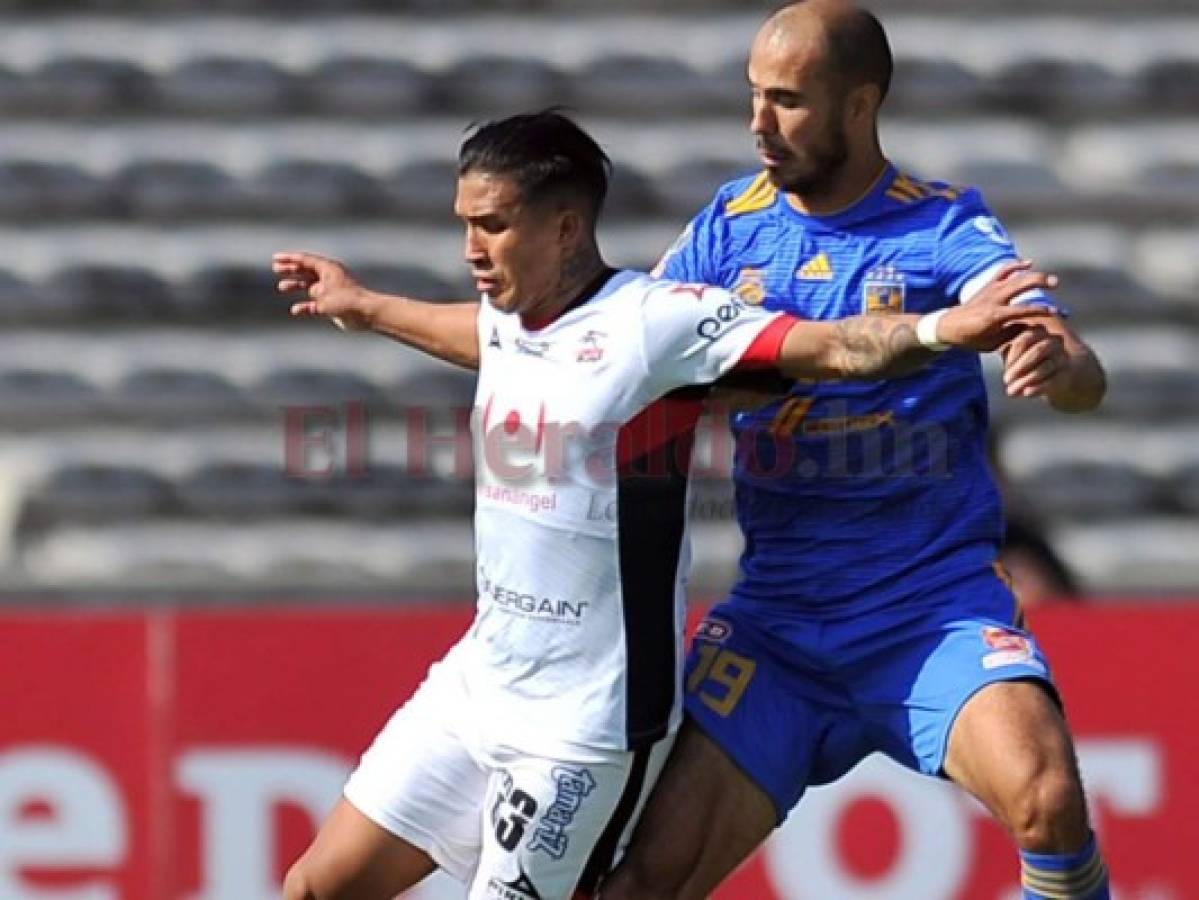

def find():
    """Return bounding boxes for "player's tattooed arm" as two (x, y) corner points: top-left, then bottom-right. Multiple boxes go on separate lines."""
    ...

(827, 315), (931, 379)
(776, 262), (1060, 381)
(273, 251), (481, 370)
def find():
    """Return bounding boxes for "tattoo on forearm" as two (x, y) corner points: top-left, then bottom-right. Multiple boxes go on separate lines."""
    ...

(832, 316), (931, 378)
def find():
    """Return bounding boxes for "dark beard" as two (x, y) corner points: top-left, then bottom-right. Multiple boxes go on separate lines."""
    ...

(769, 124), (851, 197)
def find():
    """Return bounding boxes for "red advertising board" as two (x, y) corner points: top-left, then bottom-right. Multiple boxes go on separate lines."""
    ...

(0, 613), (157, 899)
(1, 604), (1196, 899)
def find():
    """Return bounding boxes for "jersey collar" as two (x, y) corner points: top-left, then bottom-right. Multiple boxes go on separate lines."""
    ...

(520, 267), (632, 332)
(780, 162), (895, 230)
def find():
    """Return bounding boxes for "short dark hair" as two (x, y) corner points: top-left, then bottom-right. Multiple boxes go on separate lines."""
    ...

(458, 109), (612, 219)
(823, 6), (893, 101)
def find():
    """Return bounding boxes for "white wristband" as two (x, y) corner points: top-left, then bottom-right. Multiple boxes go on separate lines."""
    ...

(916, 308), (951, 351)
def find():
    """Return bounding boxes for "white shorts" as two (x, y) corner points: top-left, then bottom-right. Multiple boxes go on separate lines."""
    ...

(343, 644), (674, 900)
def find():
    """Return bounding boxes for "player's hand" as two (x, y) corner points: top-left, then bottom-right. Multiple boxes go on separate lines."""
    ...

(1001, 324), (1068, 398)
(936, 260), (1058, 352)
(272, 250), (378, 331)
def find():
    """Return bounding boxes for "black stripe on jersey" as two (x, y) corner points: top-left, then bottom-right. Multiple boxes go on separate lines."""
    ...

(573, 746), (652, 896)
(616, 390), (700, 747)
(523, 266), (617, 330)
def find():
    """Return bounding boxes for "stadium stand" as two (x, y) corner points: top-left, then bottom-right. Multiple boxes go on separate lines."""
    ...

(0, 3), (1196, 599)
(306, 57), (433, 118)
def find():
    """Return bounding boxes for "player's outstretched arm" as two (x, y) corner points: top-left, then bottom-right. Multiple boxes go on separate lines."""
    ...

(273, 251), (481, 370)
(776, 262), (1059, 381)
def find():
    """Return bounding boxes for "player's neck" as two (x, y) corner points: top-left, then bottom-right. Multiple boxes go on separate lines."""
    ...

(786, 151), (889, 217)
(521, 246), (610, 331)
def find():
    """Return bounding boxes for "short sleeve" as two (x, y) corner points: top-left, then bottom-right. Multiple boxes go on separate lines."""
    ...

(651, 195), (727, 285)
(639, 281), (785, 392)
(936, 188), (1058, 311)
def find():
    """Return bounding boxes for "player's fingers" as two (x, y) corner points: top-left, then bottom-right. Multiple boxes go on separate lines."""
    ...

(277, 277), (313, 293)
(272, 262), (315, 280)
(990, 258), (1034, 283)
(1007, 356), (1065, 397)
(989, 304), (1056, 330)
(1001, 347), (1035, 383)
(289, 300), (320, 317)
(1001, 325), (1045, 360)
(273, 250), (329, 271)
(1007, 377), (1045, 398)
(1003, 338), (1062, 385)
(975, 271), (1054, 306)
(992, 272), (1058, 303)
(1010, 378), (1049, 398)
(1003, 324), (1051, 356)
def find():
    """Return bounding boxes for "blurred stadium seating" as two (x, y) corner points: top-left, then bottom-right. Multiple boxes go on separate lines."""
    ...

(1, 0), (1197, 599)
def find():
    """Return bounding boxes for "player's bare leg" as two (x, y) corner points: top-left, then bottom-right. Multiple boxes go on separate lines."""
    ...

(946, 680), (1108, 897)
(945, 680), (1088, 850)
(600, 720), (774, 900)
(283, 798), (437, 900)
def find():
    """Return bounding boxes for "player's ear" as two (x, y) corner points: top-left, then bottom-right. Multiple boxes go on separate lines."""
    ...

(557, 205), (584, 249)
(848, 83), (879, 124)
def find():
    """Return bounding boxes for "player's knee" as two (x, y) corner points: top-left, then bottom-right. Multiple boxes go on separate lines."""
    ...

(1004, 762), (1088, 851)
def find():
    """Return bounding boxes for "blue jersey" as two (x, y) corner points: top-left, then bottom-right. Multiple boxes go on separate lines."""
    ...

(658, 164), (1049, 617)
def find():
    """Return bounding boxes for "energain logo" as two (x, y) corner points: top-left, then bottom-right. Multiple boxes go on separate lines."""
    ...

(696, 617), (733, 643)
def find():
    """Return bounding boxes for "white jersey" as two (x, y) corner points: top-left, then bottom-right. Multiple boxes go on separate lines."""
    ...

(459, 269), (788, 758)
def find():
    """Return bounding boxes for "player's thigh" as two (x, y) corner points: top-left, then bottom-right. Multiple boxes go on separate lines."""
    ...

(944, 678), (1086, 830)
(286, 797), (437, 900)
(470, 737), (673, 900)
(604, 718), (776, 900)
(848, 577), (1058, 778)
(683, 607), (845, 815)
(340, 649), (489, 885)
(606, 607), (844, 900)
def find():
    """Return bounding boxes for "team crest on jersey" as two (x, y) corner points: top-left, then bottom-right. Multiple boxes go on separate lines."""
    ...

(576, 329), (606, 363)
(733, 267), (767, 306)
(695, 617), (733, 643)
(862, 266), (906, 314)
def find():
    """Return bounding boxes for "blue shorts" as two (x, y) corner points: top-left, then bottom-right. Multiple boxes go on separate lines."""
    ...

(683, 570), (1056, 822)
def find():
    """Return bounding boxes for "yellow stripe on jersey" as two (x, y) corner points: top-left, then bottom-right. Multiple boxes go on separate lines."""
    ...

(724, 171), (777, 217)
(886, 171), (965, 205)
(886, 172), (925, 203)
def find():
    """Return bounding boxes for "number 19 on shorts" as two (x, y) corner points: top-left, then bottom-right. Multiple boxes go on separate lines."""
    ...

(686, 644), (757, 717)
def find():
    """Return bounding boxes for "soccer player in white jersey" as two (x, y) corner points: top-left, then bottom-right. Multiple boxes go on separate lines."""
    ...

(273, 111), (1056, 900)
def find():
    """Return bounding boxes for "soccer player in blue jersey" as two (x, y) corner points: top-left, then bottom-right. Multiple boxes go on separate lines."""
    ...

(602, 3), (1109, 899)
